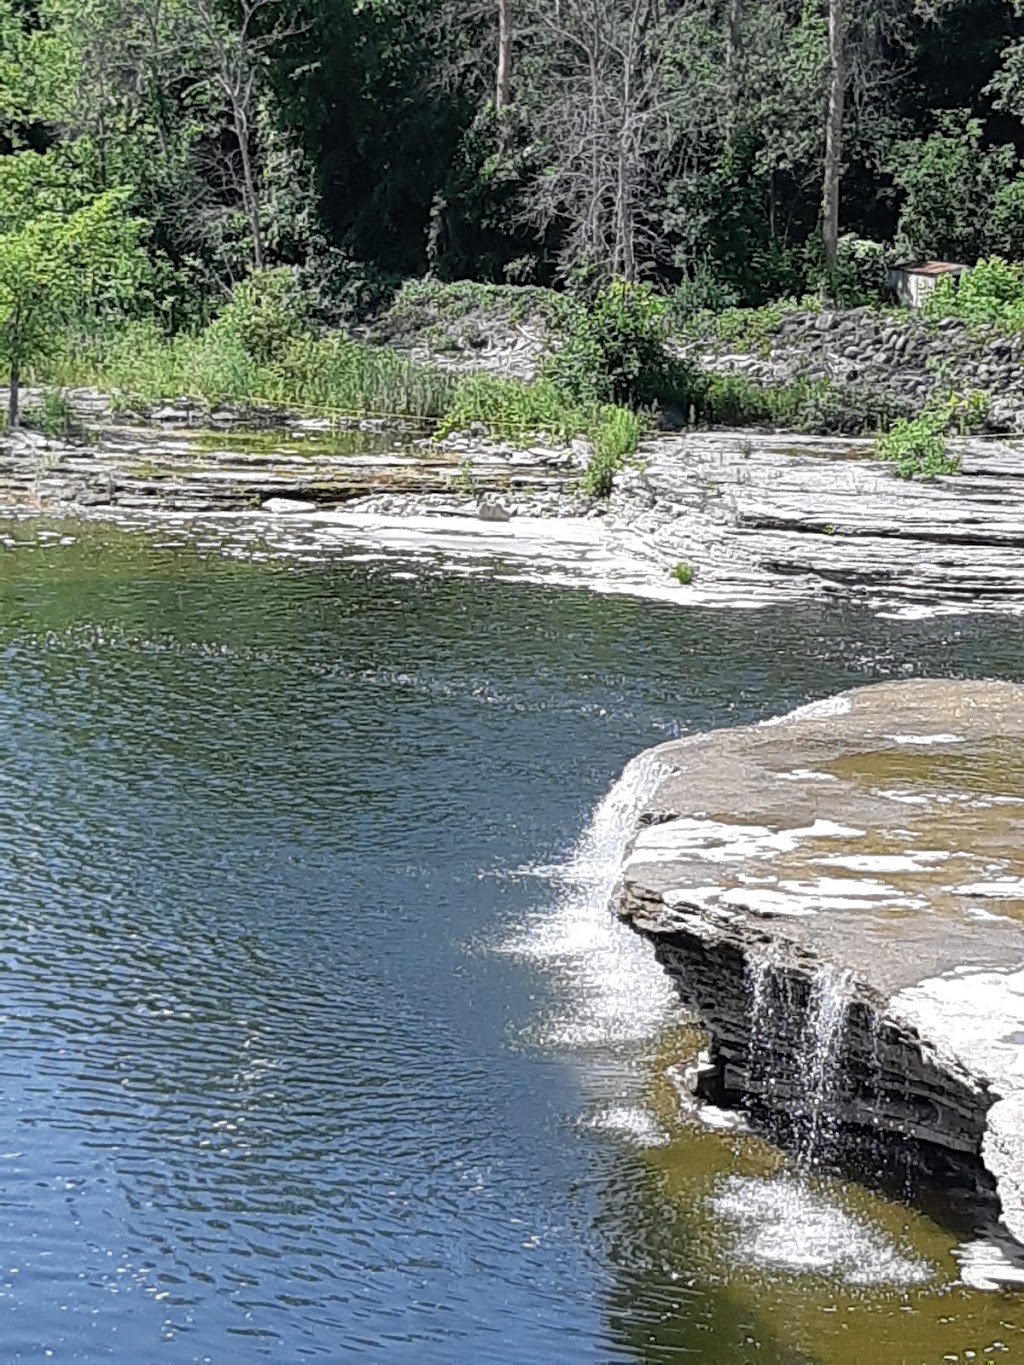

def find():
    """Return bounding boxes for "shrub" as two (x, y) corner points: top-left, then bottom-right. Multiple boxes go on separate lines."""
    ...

(876, 411), (956, 478)
(887, 111), (1017, 264)
(438, 372), (644, 497)
(581, 407), (645, 497)
(670, 260), (740, 323)
(23, 387), (72, 437)
(693, 373), (900, 435)
(925, 256), (1024, 330)
(682, 298), (808, 357)
(209, 267), (313, 365)
(671, 561), (695, 585)
(875, 391), (987, 477)
(545, 281), (692, 408)
(831, 235), (889, 307)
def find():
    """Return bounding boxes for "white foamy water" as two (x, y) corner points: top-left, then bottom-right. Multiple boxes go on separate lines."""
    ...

(499, 752), (681, 1050)
(711, 1175), (931, 1286)
(580, 1104), (670, 1148)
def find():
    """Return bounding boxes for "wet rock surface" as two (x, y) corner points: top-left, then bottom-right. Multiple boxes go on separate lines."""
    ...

(0, 405), (584, 517)
(7, 392), (1024, 615)
(618, 679), (1024, 1242)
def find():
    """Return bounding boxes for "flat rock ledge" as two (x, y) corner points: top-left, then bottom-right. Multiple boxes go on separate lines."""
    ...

(607, 431), (1024, 612)
(617, 679), (1024, 1243)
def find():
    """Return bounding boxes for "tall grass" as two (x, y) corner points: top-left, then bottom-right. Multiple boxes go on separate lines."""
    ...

(42, 321), (458, 421)
(439, 373), (645, 494)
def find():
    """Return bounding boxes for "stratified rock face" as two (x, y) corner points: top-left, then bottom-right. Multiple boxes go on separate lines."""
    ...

(618, 680), (1024, 1241)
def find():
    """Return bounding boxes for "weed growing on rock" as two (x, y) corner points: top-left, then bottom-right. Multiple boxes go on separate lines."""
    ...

(671, 561), (695, 585)
(24, 388), (72, 438)
(875, 391), (987, 477)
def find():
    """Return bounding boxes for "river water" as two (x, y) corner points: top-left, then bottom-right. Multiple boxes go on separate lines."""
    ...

(1, 519), (1023, 1362)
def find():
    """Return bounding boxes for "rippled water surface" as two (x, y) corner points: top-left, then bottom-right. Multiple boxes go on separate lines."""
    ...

(2, 520), (1024, 1362)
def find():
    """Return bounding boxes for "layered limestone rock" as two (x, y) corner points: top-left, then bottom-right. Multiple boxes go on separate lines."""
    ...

(617, 680), (1024, 1241)
(607, 430), (1024, 611)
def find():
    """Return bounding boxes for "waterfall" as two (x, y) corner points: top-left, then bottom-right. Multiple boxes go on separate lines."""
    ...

(501, 750), (680, 1051)
(744, 955), (854, 1170)
(798, 965), (854, 1168)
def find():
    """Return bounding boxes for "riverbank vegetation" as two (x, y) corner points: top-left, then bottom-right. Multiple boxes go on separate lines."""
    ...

(6, 0), (1024, 480)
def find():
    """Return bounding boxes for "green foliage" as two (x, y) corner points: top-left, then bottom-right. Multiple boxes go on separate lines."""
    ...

(582, 409), (645, 497)
(876, 411), (957, 478)
(925, 256), (1024, 330)
(819, 235), (890, 308)
(695, 372), (902, 435)
(439, 374), (581, 441)
(670, 261), (740, 322)
(685, 299), (809, 357)
(888, 112), (1021, 263)
(42, 322), (458, 420)
(436, 371), (643, 497)
(875, 391), (987, 478)
(208, 269), (312, 366)
(0, 149), (146, 420)
(671, 561), (695, 586)
(23, 387), (72, 437)
(378, 280), (566, 342)
(545, 283), (689, 408)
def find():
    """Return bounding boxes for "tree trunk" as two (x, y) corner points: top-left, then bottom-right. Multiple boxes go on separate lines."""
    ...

(726, 0), (743, 120)
(8, 358), (20, 431)
(496, 0), (512, 113)
(821, 0), (845, 286)
(234, 109), (265, 271)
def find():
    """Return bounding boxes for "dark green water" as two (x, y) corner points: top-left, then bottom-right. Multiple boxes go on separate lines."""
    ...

(1, 520), (1023, 1362)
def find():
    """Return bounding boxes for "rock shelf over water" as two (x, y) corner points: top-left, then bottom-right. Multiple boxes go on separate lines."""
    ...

(617, 679), (1024, 1243)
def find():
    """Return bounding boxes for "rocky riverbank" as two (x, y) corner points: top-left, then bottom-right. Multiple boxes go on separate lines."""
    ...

(5, 388), (1024, 615)
(617, 679), (1024, 1250)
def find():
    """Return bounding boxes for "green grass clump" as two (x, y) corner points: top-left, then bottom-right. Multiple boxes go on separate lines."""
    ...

(875, 390), (987, 478)
(582, 408), (644, 497)
(438, 374), (582, 441)
(438, 371), (644, 497)
(671, 561), (695, 585)
(694, 372), (900, 434)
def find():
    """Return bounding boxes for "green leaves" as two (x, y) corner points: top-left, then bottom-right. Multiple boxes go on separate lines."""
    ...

(544, 282), (687, 409)
(875, 392), (988, 478)
(0, 151), (146, 401)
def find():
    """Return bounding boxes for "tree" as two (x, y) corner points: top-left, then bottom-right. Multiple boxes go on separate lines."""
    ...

(522, 0), (669, 284)
(0, 152), (144, 427)
(822, 0), (845, 279)
(190, 0), (305, 273)
(497, 0), (512, 112)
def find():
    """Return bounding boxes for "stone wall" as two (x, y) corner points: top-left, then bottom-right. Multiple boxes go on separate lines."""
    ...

(686, 308), (1024, 432)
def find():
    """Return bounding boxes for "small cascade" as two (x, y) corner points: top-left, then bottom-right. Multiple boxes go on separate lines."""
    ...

(743, 955), (854, 1170)
(798, 964), (854, 1169)
(744, 953), (786, 1107)
(501, 750), (679, 1053)
(565, 750), (669, 902)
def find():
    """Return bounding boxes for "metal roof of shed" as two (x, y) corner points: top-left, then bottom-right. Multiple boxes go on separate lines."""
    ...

(891, 261), (968, 277)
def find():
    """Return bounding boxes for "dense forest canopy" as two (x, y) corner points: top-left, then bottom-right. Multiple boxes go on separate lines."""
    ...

(2, 0), (1024, 320)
